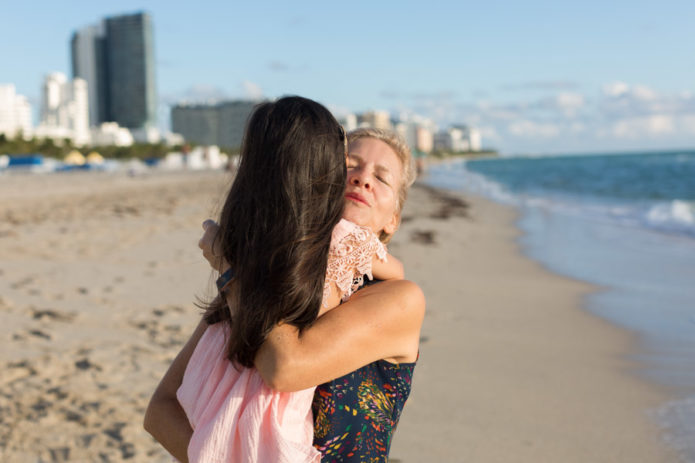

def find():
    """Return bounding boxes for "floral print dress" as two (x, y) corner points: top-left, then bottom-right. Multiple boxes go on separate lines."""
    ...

(312, 332), (416, 461)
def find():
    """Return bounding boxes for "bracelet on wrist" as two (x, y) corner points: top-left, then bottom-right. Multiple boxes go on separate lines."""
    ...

(216, 267), (234, 292)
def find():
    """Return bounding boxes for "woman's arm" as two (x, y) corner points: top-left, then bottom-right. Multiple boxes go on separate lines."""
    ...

(198, 220), (425, 392)
(371, 252), (404, 281)
(143, 318), (208, 463)
(255, 279), (424, 392)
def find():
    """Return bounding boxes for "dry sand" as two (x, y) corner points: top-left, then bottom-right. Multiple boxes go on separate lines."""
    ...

(0, 169), (678, 462)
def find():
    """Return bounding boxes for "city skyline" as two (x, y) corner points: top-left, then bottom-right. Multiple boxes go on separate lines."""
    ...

(1, 0), (694, 154)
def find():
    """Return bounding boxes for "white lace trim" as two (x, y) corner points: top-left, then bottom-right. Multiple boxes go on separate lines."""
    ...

(322, 221), (387, 306)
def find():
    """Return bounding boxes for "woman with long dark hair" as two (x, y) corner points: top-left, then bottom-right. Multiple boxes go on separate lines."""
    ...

(146, 97), (406, 462)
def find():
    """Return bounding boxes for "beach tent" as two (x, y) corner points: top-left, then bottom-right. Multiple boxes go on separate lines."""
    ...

(64, 150), (86, 165)
(86, 151), (104, 164)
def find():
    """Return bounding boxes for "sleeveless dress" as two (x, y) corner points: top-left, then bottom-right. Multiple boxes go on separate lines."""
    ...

(176, 219), (386, 463)
(312, 282), (416, 462)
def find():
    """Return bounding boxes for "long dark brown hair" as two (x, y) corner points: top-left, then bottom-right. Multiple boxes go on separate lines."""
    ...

(204, 96), (347, 368)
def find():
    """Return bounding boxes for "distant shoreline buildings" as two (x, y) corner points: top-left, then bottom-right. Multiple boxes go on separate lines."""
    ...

(169, 103), (483, 154)
(0, 11), (171, 149)
(171, 101), (258, 149)
(339, 110), (483, 155)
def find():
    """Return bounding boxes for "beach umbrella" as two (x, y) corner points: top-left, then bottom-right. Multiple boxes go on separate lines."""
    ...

(86, 151), (104, 164)
(64, 150), (86, 165)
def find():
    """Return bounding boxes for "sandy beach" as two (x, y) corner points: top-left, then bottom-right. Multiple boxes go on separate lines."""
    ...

(0, 169), (678, 462)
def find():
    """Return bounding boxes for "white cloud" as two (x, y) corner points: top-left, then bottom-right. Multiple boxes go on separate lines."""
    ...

(602, 81), (629, 97)
(382, 81), (695, 153)
(553, 92), (585, 117)
(241, 81), (263, 100)
(612, 114), (675, 138)
(556, 92), (585, 108)
(631, 84), (657, 101)
(479, 126), (500, 140)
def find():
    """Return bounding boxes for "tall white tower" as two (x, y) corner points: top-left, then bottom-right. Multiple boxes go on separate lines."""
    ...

(37, 73), (90, 146)
(41, 72), (68, 127)
(0, 84), (33, 138)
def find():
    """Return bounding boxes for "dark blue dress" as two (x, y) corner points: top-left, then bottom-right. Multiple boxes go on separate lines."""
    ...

(312, 355), (416, 461)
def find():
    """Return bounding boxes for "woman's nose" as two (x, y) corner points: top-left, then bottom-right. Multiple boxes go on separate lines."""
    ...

(349, 171), (370, 189)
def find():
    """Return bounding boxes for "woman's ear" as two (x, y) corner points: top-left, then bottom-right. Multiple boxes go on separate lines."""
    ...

(383, 211), (400, 236)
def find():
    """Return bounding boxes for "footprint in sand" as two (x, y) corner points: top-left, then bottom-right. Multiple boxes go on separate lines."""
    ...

(101, 421), (137, 459)
(4, 360), (38, 384)
(30, 308), (76, 322)
(151, 305), (185, 318)
(47, 386), (69, 401)
(10, 276), (35, 289)
(61, 407), (86, 426)
(26, 329), (52, 340)
(47, 447), (71, 462)
(75, 358), (102, 372)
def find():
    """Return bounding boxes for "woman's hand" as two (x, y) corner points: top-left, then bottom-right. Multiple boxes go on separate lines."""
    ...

(198, 220), (229, 273)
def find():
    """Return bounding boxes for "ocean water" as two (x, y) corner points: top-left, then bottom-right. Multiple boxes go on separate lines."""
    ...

(423, 150), (695, 461)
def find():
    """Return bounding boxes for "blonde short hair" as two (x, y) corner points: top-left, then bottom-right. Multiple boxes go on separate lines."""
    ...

(348, 128), (416, 242)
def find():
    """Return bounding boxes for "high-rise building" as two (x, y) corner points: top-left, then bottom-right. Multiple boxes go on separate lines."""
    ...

(105, 12), (157, 130)
(467, 127), (482, 151)
(433, 126), (482, 153)
(71, 12), (156, 131)
(171, 100), (258, 148)
(71, 24), (105, 126)
(35, 72), (90, 146)
(0, 84), (33, 138)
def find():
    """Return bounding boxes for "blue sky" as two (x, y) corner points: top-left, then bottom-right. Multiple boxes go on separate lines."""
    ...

(2, 0), (694, 154)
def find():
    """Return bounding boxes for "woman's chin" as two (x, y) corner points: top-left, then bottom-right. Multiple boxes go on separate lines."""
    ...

(342, 207), (372, 230)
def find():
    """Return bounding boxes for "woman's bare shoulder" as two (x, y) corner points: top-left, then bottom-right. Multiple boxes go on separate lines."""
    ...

(256, 279), (425, 391)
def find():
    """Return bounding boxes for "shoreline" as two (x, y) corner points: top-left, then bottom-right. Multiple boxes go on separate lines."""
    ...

(388, 183), (678, 462)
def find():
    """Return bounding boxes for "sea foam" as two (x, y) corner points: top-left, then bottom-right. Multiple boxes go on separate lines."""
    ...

(427, 159), (695, 239)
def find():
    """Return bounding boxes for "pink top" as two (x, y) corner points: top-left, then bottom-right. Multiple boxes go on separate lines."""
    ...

(176, 219), (386, 462)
